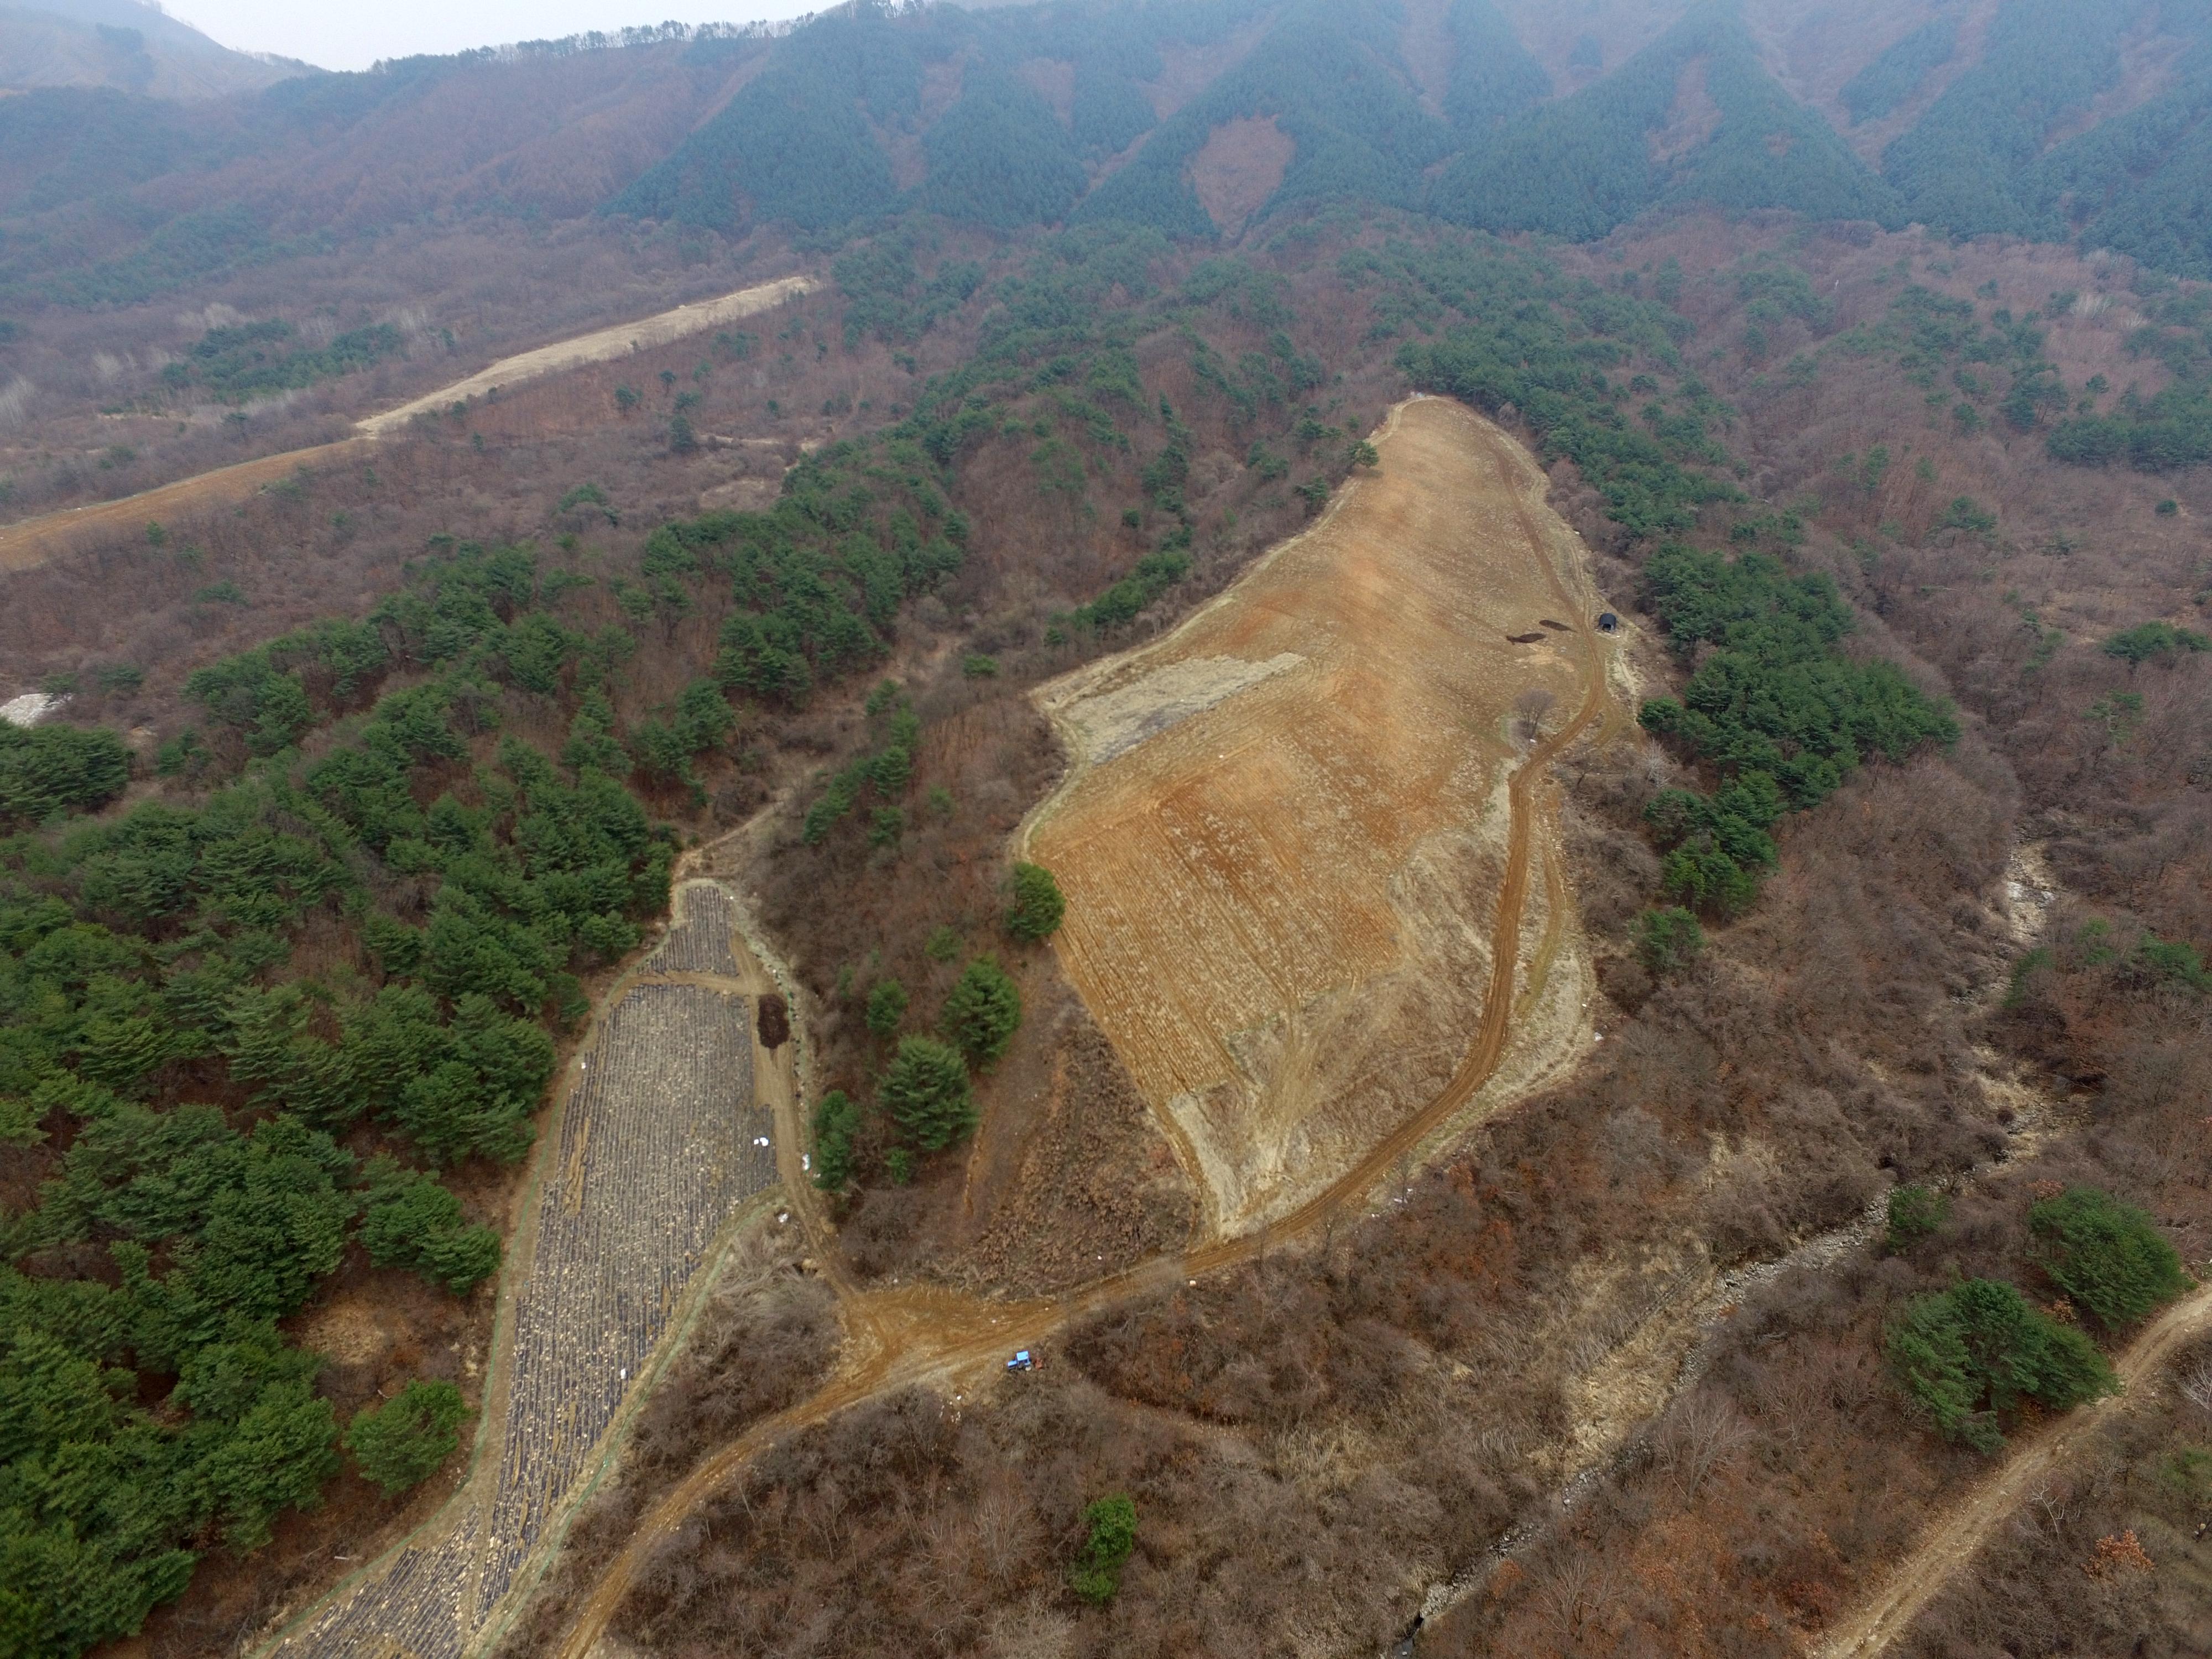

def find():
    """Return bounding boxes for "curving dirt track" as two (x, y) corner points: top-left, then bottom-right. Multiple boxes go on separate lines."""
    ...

(1817, 1282), (2212, 1658)
(0, 275), (813, 572)
(246, 882), (785, 1659)
(536, 398), (1628, 1659)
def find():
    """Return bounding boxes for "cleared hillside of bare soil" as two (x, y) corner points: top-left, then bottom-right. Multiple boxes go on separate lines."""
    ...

(1025, 397), (1610, 1234)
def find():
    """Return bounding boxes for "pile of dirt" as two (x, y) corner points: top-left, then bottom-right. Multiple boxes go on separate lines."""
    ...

(951, 1014), (1200, 1296)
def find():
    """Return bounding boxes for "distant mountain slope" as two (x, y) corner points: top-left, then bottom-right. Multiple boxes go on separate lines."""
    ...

(1880, 0), (2153, 236)
(1442, 0), (1552, 133)
(1073, 0), (1453, 235)
(0, 35), (764, 305)
(20, 0), (2212, 316)
(1430, 5), (1900, 239)
(614, 0), (1911, 248)
(610, 0), (1279, 234)
(1838, 9), (1960, 126)
(2031, 32), (2212, 278)
(0, 0), (308, 98)
(1854, 0), (2212, 270)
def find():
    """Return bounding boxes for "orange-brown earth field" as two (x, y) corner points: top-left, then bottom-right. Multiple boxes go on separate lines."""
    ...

(1025, 395), (1624, 1233)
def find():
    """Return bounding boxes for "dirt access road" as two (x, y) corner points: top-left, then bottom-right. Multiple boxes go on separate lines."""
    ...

(535, 398), (1631, 1659)
(0, 275), (813, 572)
(1818, 1281), (2212, 1657)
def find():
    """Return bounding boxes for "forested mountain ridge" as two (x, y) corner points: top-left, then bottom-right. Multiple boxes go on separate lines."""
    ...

(0, 32), (758, 309)
(18, 0), (2212, 330)
(1428, 4), (1902, 240)
(481, 0), (2212, 279)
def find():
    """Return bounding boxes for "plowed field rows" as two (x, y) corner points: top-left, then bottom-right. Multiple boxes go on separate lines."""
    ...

(643, 882), (743, 976)
(1026, 397), (1600, 1232)
(259, 884), (774, 1658)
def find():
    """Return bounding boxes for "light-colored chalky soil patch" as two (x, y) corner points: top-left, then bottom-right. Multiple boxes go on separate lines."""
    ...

(1026, 397), (1601, 1234)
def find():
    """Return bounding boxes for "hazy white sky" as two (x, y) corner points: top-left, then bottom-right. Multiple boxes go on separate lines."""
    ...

(167, 0), (824, 71)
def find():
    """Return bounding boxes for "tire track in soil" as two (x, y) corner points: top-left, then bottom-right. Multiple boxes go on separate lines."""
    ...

(541, 408), (1621, 1659)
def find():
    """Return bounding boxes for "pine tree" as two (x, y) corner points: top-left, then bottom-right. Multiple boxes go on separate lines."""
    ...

(1004, 862), (1066, 943)
(345, 1380), (471, 1498)
(939, 957), (1021, 1066)
(879, 1036), (975, 1152)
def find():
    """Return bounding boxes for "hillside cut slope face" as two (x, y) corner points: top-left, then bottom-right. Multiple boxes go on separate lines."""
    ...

(1029, 398), (1598, 1234)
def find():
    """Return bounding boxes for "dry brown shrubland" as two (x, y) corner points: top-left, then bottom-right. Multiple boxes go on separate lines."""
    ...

(0, 217), (799, 523)
(20, 208), (2212, 1657)
(1423, 217), (2212, 1657)
(555, 218), (2212, 1659)
(0, 275), (868, 717)
(476, 1223), (840, 1659)
(1436, 975), (2212, 1657)
(1891, 1334), (2212, 1658)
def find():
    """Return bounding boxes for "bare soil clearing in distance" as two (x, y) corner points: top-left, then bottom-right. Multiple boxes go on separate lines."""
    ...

(0, 439), (372, 573)
(352, 275), (813, 436)
(0, 275), (814, 571)
(1026, 397), (1604, 1235)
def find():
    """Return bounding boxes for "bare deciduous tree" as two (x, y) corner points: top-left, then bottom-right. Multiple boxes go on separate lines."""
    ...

(2177, 1353), (2212, 1418)
(1657, 1393), (1750, 1504)
(1534, 1551), (1623, 1651)
(1514, 686), (1557, 743)
(974, 1482), (1034, 1588)
(1757, 1368), (1827, 1456)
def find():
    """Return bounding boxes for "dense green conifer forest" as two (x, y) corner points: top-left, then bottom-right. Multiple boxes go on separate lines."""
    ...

(1430, 8), (1900, 241)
